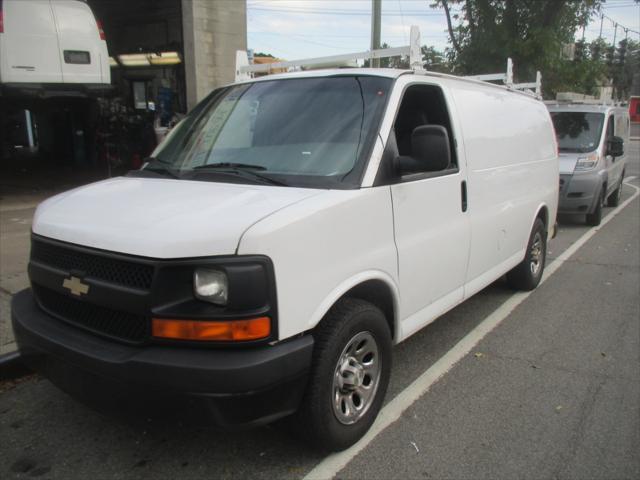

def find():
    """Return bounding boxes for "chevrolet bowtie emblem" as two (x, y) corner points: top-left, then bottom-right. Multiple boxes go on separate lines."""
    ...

(62, 276), (90, 296)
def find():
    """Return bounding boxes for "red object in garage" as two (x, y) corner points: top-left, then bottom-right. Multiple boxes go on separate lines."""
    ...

(630, 96), (640, 124)
(131, 153), (143, 169)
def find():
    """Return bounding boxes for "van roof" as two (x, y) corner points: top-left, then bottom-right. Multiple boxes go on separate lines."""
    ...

(237, 67), (539, 99)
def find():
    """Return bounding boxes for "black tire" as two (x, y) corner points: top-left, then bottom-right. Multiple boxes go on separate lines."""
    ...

(292, 298), (392, 452)
(506, 218), (547, 291)
(607, 172), (624, 207)
(586, 186), (605, 226)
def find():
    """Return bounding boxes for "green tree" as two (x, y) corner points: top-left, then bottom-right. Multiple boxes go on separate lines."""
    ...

(364, 43), (409, 68)
(552, 41), (606, 97)
(433, 0), (602, 98)
(364, 43), (450, 72)
(609, 38), (640, 99)
(589, 37), (607, 64)
(422, 46), (451, 72)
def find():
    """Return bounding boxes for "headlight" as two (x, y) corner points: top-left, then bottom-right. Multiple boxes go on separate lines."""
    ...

(574, 154), (599, 171)
(194, 268), (228, 305)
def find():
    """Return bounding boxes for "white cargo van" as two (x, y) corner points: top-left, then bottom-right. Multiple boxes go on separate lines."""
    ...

(0, 0), (110, 89)
(13, 62), (558, 450)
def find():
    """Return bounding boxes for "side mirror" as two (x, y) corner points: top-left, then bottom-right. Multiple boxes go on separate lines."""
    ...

(607, 136), (624, 157)
(397, 125), (451, 175)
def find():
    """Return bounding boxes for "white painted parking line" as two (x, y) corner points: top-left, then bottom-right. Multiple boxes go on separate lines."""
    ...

(304, 180), (640, 480)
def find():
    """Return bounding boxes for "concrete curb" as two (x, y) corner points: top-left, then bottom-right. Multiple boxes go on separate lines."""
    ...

(0, 350), (32, 381)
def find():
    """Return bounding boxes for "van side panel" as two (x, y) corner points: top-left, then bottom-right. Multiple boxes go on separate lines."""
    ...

(612, 108), (630, 188)
(50, 0), (110, 84)
(450, 81), (558, 294)
(0, 0), (63, 83)
(237, 188), (399, 341)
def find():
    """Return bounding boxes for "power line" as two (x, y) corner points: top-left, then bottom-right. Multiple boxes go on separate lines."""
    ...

(248, 31), (449, 39)
(600, 12), (640, 37)
(247, 6), (446, 17)
(247, 13), (360, 51)
(601, 4), (639, 9)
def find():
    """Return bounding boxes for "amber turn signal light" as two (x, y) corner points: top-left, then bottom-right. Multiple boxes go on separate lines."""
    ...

(152, 317), (271, 341)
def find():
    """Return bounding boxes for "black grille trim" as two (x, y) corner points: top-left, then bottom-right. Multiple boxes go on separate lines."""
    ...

(28, 235), (280, 347)
(31, 237), (154, 290)
(33, 285), (149, 344)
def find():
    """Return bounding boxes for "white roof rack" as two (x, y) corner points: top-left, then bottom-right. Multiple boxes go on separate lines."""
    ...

(465, 58), (514, 85)
(463, 59), (542, 98)
(236, 26), (422, 82)
(236, 26), (542, 98)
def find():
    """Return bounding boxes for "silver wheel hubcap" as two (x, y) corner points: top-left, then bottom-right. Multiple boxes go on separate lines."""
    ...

(332, 331), (381, 425)
(530, 232), (543, 276)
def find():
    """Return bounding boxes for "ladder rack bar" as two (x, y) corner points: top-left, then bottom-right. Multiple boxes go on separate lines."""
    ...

(236, 25), (423, 81)
(466, 73), (507, 82)
(238, 46), (410, 75)
(464, 58), (513, 86)
(513, 82), (537, 89)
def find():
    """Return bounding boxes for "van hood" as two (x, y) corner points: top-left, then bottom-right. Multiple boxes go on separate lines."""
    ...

(32, 177), (321, 258)
(558, 153), (579, 175)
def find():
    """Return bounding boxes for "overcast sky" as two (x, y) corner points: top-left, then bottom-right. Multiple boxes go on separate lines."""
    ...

(247, 0), (640, 60)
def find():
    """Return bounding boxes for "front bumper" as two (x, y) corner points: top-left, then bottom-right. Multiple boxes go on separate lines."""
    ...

(558, 172), (603, 214)
(12, 289), (313, 428)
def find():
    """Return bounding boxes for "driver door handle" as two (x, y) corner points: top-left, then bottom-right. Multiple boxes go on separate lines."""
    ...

(461, 180), (468, 212)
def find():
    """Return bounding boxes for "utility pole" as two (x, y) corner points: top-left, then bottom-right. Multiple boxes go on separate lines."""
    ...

(598, 14), (604, 38)
(371, 0), (382, 67)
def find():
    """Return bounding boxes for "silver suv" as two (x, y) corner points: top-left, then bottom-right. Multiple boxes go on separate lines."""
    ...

(548, 103), (629, 225)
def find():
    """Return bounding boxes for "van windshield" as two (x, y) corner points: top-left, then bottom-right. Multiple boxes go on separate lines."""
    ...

(147, 76), (391, 188)
(550, 112), (605, 154)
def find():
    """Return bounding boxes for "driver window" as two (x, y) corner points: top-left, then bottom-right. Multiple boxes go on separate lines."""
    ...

(605, 115), (614, 140)
(392, 84), (458, 172)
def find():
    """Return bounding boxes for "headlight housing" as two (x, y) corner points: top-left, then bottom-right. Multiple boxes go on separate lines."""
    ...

(194, 268), (228, 305)
(574, 154), (599, 171)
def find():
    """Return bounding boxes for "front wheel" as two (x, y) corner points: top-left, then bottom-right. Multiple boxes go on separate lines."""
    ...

(607, 172), (624, 207)
(292, 298), (391, 452)
(506, 218), (547, 291)
(586, 186), (605, 226)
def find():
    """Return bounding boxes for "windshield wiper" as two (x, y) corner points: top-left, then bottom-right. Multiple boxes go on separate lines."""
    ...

(558, 148), (586, 154)
(142, 156), (181, 178)
(193, 162), (267, 171)
(191, 163), (287, 186)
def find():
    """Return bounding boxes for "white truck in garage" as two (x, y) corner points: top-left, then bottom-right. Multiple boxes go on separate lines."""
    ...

(0, 0), (110, 161)
(0, 0), (110, 88)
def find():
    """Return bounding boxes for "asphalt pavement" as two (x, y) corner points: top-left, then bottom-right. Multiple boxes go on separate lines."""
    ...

(0, 142), (638, 479)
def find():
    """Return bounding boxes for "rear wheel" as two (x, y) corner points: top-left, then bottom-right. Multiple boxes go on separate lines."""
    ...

(586, 186), (605, 226)
(607, 171), (624, 207)
(292, 298), (391, 452)
(506, 218), (547, 291)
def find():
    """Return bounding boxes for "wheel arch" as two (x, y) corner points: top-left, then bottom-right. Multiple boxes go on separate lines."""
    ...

(535, 204), (550, 232)
(308, 271), (400, 342)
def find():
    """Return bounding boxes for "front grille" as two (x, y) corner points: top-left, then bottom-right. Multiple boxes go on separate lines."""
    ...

(33, 285), (148, 344)
(31, 238), (154, 290)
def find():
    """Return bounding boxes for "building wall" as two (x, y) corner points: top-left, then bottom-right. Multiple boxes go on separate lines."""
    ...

(182, 0), (247, 110)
